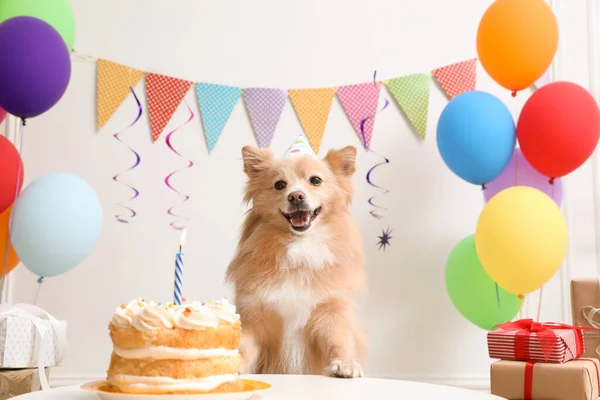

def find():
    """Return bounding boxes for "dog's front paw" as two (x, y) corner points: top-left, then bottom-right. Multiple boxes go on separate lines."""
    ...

(325, 359), (363, 379)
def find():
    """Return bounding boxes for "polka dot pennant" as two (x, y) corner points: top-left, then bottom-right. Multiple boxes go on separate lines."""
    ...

(336, 82), (382, 150)
(196, 83), (241, 153)
(385, 73), (431, 139)
(146, 74), (193, 142)
(288, 88), (335, 154)
(432, 59), (477, 99)
(96, 59), (145, 130)
(243, 88), (287, 148)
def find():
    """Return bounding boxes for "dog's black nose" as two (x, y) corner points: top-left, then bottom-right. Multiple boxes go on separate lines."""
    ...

(288, 191), (305, 205)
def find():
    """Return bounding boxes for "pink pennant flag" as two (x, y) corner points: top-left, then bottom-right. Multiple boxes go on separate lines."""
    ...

(336, 82), (382, 149)
(533, 69), (552, 89)
(432, 59), (477, 99)
(243, 88), (287, 148)
(146, 74), (193, 142)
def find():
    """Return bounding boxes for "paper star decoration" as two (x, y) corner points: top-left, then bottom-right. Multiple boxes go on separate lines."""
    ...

(377, 227), (393, 251)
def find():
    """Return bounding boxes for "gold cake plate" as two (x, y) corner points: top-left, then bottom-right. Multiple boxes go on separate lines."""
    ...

(81, 379), (272, 400)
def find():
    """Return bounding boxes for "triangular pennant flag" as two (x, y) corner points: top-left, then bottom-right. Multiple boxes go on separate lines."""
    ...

(533, 69), (552, 89)
(288, 88), (335, 153)
(336, 82), (381, 149)
(96, 59), (145, 129)
(196, 83), (241, 153)
(146, 74), (193, 142)
(432, 59), (476, 99)
(386, 73), (431, 139)
(243, 88), (287, 148)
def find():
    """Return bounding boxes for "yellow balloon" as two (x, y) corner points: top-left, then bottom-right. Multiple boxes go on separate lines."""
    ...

(475, 186), (567, 295)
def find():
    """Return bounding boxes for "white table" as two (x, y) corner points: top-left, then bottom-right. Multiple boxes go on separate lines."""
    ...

(15, 375), (503, 399)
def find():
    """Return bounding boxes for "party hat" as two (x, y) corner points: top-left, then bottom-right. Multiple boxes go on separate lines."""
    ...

(282, 133), (317, 158)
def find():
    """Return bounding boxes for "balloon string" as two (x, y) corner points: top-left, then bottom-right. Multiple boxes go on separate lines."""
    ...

(536, 286), (544, 322)
(112, 87), (143, 224)
(495, 283), (500, 310)
(165, 100), (195, 230)
(33, 276), (44, 306)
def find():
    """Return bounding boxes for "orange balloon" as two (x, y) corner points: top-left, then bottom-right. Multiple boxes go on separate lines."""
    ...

(0, 206), (20, 276)
(476, 0), (558, 92)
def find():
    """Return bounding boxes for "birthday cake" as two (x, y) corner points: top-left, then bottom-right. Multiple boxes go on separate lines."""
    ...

(106, 298), (243, 394)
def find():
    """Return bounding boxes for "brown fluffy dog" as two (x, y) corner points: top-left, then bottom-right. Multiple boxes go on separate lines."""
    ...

(225, 145), (367, 378)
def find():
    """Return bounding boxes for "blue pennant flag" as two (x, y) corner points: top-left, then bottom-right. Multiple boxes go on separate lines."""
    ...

(195, 83), (241, 153)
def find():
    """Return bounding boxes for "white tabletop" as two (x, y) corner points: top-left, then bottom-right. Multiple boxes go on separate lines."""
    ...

(14, 375), (502, 399)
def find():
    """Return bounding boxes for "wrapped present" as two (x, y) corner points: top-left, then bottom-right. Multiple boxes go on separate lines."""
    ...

(0, 368), (49, 400)
(488, 319), (587, 363)
(491, 358), (600, 400)
(0, 304), (67, 390)
(571, 278), (600, 360)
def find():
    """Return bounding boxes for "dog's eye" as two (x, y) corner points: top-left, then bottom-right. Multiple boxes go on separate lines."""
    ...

(274, 180), (287, 190)
(310, 176), (322, 186)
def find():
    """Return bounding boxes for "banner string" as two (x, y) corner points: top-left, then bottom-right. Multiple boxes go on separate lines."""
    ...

(164, 100), (195, 230)
(112, 87), (142, 224)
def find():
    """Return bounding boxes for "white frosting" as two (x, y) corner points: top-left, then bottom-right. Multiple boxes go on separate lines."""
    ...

(110, 298), (240, 331)
(114, 346), (239, 360)
(109, 373), (238, 393)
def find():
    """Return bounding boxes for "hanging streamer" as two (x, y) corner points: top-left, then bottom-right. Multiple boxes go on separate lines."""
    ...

(164, 100), (195, 230)
(112, 87), (143, 224)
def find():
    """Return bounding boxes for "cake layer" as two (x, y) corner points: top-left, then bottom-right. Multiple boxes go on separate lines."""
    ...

(107, 352), (242, 379)
(114, 346), (239, 360)
(108, 373), (243, 394)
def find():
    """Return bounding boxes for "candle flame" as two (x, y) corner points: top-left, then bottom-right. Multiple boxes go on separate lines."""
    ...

(180, 228), (187, 248)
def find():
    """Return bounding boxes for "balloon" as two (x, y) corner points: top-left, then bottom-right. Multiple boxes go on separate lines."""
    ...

(437, 91), (516, 185)
(0, 206), (20, 277)
(475, 186), (567, 295)
(0, 107), (6, 124)
(0, 0), (75, 50)
(446, 235), (521, 330)
(484, 148), (563, 206)
(517, 82), (600, 178)
(0, 135), (23, 214)
(11, 173), (102, 278)
(476, 0), (558, 92)
(0, 17), (71, 119)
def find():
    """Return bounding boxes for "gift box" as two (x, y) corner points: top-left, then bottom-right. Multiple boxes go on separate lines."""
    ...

(488, 319), (585, 363)
(490, 358), (600, 400)
(571, 278), (600, 360)
(0, 368), (49, 400)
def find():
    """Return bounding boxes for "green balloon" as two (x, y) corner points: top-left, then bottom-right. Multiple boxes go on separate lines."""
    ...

(445, 235), (521, 330)
(0, 0), (75, 50)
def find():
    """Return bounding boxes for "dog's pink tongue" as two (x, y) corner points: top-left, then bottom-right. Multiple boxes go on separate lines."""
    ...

(291, 211), (310, 226)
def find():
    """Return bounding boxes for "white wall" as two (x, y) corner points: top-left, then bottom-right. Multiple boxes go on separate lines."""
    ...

(6, 0), (597, 390)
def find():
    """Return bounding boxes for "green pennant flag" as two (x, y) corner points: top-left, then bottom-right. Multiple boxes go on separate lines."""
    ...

(386, 73), (431, 139)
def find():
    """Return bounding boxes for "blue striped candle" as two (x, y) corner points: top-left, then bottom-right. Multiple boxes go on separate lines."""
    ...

(174, 229), (187, 305)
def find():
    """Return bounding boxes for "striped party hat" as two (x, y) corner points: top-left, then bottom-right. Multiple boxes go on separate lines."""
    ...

(282, 133), (317, 158)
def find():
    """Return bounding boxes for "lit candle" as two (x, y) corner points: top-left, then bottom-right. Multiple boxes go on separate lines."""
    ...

(174, 229), (186, 305)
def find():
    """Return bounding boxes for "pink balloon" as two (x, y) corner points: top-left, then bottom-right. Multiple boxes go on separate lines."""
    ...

(483, 148), (563, 206)
(0, 107), (6, 124)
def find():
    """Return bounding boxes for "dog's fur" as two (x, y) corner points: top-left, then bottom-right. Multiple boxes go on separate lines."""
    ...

(225, 145), (367, 378)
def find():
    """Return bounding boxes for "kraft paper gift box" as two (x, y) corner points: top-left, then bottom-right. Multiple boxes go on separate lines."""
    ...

(571, 278), (600, 361)
(0, 368), (49, 400)
(490, 358), (600, 400)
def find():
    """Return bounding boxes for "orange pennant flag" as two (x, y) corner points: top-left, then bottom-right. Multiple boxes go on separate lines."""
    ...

(432, 59), (477, 99)
(146, 74), (193, 142)
(288, 88), (335, 153)
(97, 59), (145, 130)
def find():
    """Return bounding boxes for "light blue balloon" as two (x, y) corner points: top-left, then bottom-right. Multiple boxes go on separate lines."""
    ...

(436, 91), (516, 185)
(10, 173), (102, 278)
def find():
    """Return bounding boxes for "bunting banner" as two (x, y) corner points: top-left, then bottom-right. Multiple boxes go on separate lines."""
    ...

(146, 74), (194, 142)
(432, 58), (476, 99)
(385, 73), (431, 139)
(243, 88), (287, 148)
(288, 88), (336, 154)
(534, 69), (551, 89)
(196, 83), (241, 153)
(96, 59), (145, 129)
(336, 82), (382, 149)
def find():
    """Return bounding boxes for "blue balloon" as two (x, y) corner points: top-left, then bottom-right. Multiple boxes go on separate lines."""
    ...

(436, 91), (516, 185)
(10, 173), (102, 278)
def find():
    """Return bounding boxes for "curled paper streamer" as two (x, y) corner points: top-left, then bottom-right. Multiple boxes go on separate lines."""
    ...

(164, 100), (195, 230)
(112, 87), (142, 224)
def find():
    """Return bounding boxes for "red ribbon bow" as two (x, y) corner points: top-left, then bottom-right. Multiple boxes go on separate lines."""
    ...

(494, 319), (590, 362)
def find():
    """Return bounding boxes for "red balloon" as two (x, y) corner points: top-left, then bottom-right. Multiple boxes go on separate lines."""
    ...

(517, 82), (600, 178)
(0, 136), (23, 214)
(0, 107), (6, 125)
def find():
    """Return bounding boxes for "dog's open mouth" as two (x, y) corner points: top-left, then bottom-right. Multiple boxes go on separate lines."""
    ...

(280, 207), (322, 232)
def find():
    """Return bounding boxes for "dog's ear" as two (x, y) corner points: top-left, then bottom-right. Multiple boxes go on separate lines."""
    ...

(324, 146), (357, 177)
(242, 146), (273, 177)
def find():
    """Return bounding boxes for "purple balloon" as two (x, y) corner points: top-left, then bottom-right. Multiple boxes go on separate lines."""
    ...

(484, 148), (563, 206)
(0, 17), (71, 119)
